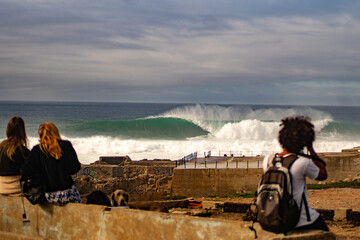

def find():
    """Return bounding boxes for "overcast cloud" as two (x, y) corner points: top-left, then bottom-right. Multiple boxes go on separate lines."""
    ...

(0, 0), (359, 105)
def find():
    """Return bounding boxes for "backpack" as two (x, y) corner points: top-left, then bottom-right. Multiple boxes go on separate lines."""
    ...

(256, 154), (309, 234)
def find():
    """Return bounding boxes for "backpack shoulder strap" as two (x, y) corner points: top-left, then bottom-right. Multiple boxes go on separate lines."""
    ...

(267, 154), (277, 167)
(270, 154), (282, 167)
(279, 154), (298, 169)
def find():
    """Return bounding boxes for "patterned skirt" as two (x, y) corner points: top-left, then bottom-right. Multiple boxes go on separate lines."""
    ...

(45, 184), (82, 205)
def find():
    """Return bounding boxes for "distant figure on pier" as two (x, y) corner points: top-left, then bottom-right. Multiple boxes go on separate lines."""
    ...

(21, 122), (81, 205)
(261, 116), (328, 232)
(0, 117), (29, 196)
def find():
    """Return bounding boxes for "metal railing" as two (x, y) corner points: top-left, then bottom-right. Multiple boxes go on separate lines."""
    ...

(175, 150), (278, 169)
(214, 150), (276, 157)
(175, 159), (263, 169)
(175, 158), (264, 169)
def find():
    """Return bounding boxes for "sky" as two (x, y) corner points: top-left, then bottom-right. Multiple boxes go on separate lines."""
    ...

(0, 0), (360, 106)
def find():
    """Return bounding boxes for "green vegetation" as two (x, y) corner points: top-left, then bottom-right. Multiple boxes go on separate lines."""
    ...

(164, 195), (187, 200)
(307, 180), (360, 189)
(207, 192), (256, 199)
(207, 195), (221, 198)
(229, 192), (256, 198)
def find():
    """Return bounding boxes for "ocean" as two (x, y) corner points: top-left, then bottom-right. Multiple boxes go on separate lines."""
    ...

(0, 101), (359, 164)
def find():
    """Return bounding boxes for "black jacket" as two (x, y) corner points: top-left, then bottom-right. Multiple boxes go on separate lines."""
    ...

(21, 140), (81, 192)
(0, 145), (29, 176)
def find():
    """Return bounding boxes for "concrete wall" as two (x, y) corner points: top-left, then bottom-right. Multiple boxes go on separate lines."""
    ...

(171, 168), (262, 197)
(0, 196), (334, 240)
(319, 152), (360, 181)
(171, 152), (360, 197)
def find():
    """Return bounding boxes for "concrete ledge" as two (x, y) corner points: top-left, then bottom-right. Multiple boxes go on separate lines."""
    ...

(0, 231), (46, 240)
(317, 209), (334, 221)
(202, 201), (218, 210)
(157, 199), (189, 209)
(0, 196), (335, 240)
(224, 202), (251, 213)
(334, 208), (351, 221)
(278, 231), (335, 240)
(348, 211), (360, 223)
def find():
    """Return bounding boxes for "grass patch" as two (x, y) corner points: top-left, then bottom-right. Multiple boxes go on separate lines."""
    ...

(164, 195), (187, 200)
(307, 180), (360, 189)
(207, 192), (256, 199)
(207, 195), (221, 198)
(229, 192), (256, 198)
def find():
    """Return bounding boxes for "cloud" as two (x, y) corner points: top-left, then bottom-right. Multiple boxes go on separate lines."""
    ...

(0, 0), (360, 105)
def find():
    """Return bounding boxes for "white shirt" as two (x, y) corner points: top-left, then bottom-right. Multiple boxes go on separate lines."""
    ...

(263, 154), (320, 227)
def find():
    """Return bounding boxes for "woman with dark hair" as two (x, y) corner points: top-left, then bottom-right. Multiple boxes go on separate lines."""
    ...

(263, 116), (328, 231)
(0, 116), (29, 196)
(21, 122), (81, 205)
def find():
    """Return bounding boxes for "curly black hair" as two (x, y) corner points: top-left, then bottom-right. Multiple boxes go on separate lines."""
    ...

(278, 116), (315, 154)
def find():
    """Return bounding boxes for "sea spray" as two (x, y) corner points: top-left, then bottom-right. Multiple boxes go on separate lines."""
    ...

(214, 120), (280, 140)
(158, 104), (333, 121)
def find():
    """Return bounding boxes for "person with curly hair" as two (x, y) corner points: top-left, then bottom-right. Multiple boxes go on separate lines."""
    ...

(0, 117), (30, 196)
(262, 116), (329, 231)
(21, 122), (81, 205)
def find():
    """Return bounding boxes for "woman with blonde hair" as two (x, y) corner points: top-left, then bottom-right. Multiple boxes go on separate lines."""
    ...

(0, 116), (29, 196)
(21, 122), (81, 205)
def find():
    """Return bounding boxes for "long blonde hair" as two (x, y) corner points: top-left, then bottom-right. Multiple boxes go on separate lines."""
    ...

(38, 122), (62, 159)
(0, 116), (28, 160)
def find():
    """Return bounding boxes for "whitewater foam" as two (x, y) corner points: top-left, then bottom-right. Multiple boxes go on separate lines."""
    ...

(19, 132), (360, 165)
(158, 104), (334, 134)
(214, 119), (280, 140)
(13, 104), (359, 164)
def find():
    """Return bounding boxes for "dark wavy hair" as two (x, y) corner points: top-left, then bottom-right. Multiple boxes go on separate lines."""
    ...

(278, 116), (315, 154)
(0, 116), (28, 160)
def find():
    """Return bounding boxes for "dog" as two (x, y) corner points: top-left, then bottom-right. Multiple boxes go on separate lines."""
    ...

(110, 189), (129, 207)
(86, 190), (111, 206)
(110, 189), (168, 212)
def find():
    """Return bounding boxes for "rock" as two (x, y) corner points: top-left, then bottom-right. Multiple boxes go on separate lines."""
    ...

(168, 208), (210, 217)
(352, 176), (360, 181)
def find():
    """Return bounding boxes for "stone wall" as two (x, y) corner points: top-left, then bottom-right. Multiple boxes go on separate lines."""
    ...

(73, 161), (175, 201)
(74, 163), (174, 179)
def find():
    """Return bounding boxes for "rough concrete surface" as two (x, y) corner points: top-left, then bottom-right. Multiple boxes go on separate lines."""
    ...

(0, 195), (335, 240)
